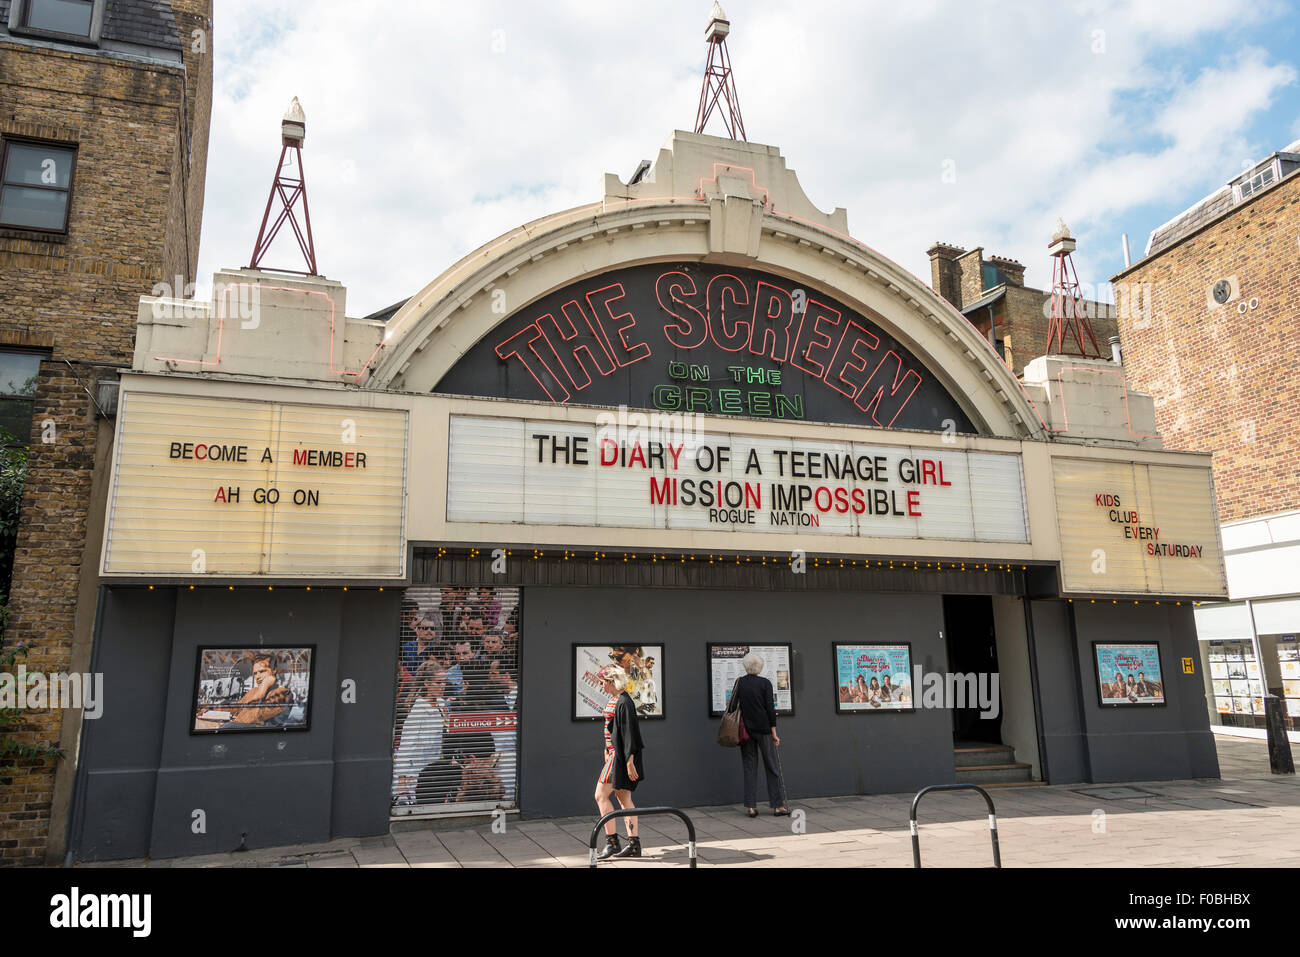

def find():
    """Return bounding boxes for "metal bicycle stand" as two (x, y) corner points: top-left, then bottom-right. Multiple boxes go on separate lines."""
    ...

(910, 783), (1001, 868)
(588, 806), (697, 868)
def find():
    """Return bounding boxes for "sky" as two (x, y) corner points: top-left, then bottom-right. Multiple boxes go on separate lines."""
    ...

(195, 0), (1300, 317)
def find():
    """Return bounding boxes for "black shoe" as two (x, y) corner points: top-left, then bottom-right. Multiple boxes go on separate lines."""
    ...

(613, 836), (642, 858)
(773, 807), (790, 816)
(746, 807), (758, 818)
(596, 833), (622, 861)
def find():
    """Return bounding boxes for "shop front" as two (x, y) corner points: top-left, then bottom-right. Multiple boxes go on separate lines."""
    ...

(1195, 597), (1300, 733)
(68, 132), (1229, 861)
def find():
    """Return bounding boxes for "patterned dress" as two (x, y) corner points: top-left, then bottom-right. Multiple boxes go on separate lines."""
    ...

(598, 695), (619, 784)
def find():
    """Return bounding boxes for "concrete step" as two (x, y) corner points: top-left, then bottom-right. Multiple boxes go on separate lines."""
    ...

(954, 745), (1015, 768)
(955, 762), (1034, 785)
(979, 780), (1048, 789)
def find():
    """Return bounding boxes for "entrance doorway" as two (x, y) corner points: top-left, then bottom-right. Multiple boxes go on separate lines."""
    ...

(943, 595), (1002, 745)
(391, 585), (521, 818)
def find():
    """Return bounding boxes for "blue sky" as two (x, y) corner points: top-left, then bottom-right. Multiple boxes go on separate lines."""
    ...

(197, 1), (1300, 315)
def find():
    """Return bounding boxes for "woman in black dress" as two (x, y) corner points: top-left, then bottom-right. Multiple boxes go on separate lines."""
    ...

(593, 665), (646, 860)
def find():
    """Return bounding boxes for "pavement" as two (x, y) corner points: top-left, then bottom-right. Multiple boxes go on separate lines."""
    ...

(82, 735), (1299, 868)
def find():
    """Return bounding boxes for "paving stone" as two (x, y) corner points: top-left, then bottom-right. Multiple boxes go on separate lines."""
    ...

(77, 736), (1300, 869)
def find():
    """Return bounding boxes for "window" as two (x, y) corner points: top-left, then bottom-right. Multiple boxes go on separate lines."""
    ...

(981, 263), (1007, 291)
(7, 0), (104, 44)
(0, 352), (43, 446)
(20, 0), (94, 38)
(1234, 160), (1280, 202)
(0, 141), (76, 233)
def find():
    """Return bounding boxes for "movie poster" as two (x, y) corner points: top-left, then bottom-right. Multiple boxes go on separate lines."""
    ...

(573, 644), (664, 719)
(707, 644), (793, 716)
(1094, 643), (1165, 706)
(834, 643), (913, 713)
(192, 647), (314, 733)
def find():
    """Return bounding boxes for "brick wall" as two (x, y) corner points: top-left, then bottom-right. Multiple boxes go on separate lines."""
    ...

(1115, 174), (1300, 525)
(173, 0), (214, 279)
(999, 285), (1118, 378)
(957, 248), (985, 306)
(927, 244), (1120, 379)
(0, 365), (98, 866)
(0, 1), (212, 865)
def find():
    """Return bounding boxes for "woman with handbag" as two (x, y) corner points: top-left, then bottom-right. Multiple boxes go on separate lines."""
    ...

(593, 665), (646, 860)
(733, 652), (789, 817)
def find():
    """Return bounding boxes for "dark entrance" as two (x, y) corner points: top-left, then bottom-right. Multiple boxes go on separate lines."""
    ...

(942, 595), (1002, 745)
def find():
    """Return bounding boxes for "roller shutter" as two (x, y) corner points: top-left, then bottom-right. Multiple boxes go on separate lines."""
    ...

(391, 585), (520, 816)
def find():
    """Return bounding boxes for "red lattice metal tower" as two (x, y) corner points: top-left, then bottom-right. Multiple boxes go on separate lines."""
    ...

(1046, 219), (1102, 358)
(249, 97), (318, 275)
(693, 3), (746, 140)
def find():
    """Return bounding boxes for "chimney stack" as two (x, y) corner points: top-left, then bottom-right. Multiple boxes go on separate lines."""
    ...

(926, 242), (966, 307)
(987, 255), (1025, 288)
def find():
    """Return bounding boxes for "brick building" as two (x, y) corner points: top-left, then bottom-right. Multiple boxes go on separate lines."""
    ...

(927, 241), (1119, 377)
(1112, 137), (1300, 736)
(0, 0), (212, 865)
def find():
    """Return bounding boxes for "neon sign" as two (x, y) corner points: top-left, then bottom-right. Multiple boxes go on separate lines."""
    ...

(434, 263), (974, 433)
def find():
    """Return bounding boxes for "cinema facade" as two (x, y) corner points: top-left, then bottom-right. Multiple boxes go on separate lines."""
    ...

(67, 132), (1228, 861)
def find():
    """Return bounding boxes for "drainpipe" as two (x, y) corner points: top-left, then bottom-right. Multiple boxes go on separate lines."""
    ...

(1022, 595), (1051, 783)
(1065, 602), (1094, 782)
(1109, 336), (1122, 365)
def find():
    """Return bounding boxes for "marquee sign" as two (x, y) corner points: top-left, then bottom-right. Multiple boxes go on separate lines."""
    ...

(446, 415), (1028, 543)
(434, 263), (976, 433)
(102, 392), (408, 578)
(1052, 458), (1226, 597)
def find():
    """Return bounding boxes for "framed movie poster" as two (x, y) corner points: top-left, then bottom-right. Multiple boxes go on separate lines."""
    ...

(1093, 642), (1166, 707)
(707, 644), (794, 717)
(573, 644), (664, 720)
(833, 643), (914, 714)
(192, 646), (315, 734)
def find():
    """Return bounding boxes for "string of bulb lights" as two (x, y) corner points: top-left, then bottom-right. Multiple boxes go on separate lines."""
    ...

(138, 546), (1206, 607)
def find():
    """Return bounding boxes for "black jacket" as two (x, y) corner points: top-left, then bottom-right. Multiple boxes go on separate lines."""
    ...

(611, 691), (645, 790)
(734, 673), (777, 734)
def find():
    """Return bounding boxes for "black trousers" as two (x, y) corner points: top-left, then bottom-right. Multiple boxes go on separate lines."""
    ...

(741, 733), (788, 809)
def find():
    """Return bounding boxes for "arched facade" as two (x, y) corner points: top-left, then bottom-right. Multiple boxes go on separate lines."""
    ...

(370, 133), (1042, 440)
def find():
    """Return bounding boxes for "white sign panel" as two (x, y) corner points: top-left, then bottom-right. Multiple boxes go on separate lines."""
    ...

(708, 644), (793, 716)
(1052, 457), (1226, 597)
(103, 392), (408, 577)
(447, 415), (1028, 543)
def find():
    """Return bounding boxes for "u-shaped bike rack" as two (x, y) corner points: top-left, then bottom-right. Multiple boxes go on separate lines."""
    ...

(589, 806), (697, 868)
(910, 784), (1001, 868)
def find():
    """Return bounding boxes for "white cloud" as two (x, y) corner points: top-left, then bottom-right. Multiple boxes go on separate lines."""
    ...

(195, 0), (1298, 314)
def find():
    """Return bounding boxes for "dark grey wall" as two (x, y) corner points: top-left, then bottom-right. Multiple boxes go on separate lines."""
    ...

(74, 587), (399, 862)
(520, 587), (955, 817)
(1072, 602), (1219, 782)
(75, 588), (176, 860)
(1028, 599), (1090, 784)
(75, 582), (1220, 860)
